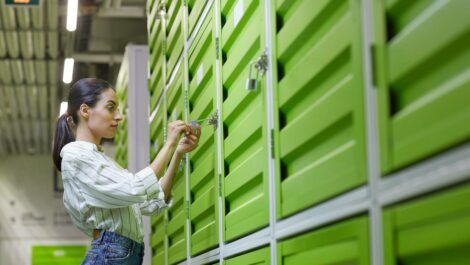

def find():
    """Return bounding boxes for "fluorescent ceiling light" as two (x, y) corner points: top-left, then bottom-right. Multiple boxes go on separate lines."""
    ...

(63, 58), (74, 84)
(66, 0), (78, 31)
(59, 102), (68, 117)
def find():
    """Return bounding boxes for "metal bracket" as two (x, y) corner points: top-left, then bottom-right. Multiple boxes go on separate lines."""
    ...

(246, 50), (268, 91)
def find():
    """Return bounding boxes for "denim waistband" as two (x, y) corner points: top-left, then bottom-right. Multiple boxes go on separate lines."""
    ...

(93, 230), (143, 250)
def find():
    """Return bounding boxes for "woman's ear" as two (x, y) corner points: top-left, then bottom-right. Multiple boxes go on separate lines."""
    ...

(79, 104), (90, 120)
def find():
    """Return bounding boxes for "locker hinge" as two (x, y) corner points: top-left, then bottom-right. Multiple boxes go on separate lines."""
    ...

(184, 88), (189, 112)
(186, 200), (189, 220)
(183, 0), (187, 6)
(270, 129), (275, 159)
(215, 37), (219, 60)
(370, 44), (377, 89)
(218, 173), (222, 197)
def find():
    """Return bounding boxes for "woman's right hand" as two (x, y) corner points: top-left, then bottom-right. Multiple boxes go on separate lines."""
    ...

(166, 120), (190, 147)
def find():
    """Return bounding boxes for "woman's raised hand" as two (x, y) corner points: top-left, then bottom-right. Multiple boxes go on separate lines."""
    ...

(176, 123), (201, 155)
(166, 120), (190, 147)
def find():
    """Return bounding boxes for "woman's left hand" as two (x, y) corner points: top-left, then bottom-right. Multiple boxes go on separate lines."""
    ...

(176, 126), (201, 155)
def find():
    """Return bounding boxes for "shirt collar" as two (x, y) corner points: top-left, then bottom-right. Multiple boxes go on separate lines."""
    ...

(74, 141), (104, 153)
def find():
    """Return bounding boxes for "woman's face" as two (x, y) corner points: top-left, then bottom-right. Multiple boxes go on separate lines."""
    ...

(86, 88), (122, 139)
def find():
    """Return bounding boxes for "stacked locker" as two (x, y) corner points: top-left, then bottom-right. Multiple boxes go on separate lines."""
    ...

(147, 1), (168, 265)
(114, 57), (129, 167)
(372, 1), (470, 264)
(165, 62), (187, 265)
(187, 3), (219, 256)
(143, 0), (470, 264)
(219, 0), (270, 242)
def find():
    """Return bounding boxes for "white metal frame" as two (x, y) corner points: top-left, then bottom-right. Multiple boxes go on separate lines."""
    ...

(140, 1), (470, 264)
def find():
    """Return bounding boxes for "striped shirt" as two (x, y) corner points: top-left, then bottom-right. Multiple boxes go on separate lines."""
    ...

(60, 141), (168, 243)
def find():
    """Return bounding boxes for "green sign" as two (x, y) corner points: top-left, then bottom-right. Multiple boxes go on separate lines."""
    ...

(5, 0), (40, 6)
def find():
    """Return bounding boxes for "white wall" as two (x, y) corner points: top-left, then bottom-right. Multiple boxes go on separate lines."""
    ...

(0, 154), (89, 265)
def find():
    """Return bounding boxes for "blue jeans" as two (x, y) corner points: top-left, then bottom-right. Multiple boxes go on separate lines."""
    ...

(81, 230), (144, 265)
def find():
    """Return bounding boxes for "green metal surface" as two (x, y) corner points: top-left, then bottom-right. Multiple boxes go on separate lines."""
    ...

(150, 103), (166, 161)
(272, 0), (367, 219)
(373, 0), (470, 174)
(224, 246), (270, 265)
(166, 0), (184, 80)
(187, 0), (209, 38)
(188, 9), (219, 256)
(220, 0), (270, 241)
(31, 245), (87, 265)
(165, 65), (187, 265)
(278, 216), (369, 265)
(151, 213), (167, 265)
(383, 183), (470, 265)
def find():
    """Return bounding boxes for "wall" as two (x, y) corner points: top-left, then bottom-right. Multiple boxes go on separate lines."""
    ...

(0, 154), (89, 265)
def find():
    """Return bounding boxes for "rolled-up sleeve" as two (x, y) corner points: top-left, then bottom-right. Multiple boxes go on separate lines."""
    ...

(71, 153), (165, 209)
(139, 179), (172, 216)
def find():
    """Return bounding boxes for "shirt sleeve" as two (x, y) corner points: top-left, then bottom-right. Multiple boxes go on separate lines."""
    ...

(71, 152), (165, 209)
(139, 179), (173, 216)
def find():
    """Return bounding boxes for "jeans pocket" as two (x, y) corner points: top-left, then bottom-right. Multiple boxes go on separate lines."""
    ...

(81, 252), (98, 265)
(105, 243), (131, 261)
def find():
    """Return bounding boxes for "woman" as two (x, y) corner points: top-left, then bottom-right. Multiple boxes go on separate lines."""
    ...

(52, 78), (200, 265)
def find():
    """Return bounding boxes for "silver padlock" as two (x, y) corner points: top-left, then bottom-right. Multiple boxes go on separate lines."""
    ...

(246, 51), (268, 92)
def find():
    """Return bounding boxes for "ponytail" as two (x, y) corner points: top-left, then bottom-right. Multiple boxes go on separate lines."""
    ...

(52, 114), (75, 171)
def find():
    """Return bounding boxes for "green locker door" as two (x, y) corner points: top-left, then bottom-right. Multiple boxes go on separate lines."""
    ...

(150, 102), (166, 161)
(224, 246), (270, 265)
(272, 0), (367, 219)
(373, 1), (470, 174)
(188, 7), (219, 256)
(383, 184), (470, 265)
(149, 17), (166, 111)
(165, 65), (187, 265)
(32, 245), (87, 265)
(278, 216), (369, 265)
(187, 0), (209, 38)
(151, 213), (167, 265)
(166, 0), (184, 80)
(220, 0), (270, 242)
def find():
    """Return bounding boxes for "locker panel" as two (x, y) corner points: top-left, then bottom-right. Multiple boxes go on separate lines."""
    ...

(278, 216), (369, 265)
(273, 0), (367, 219)
(166, 0), (184, 80)
(187, 0), (209, 38)
(373, 0), (470, 173)
(165, 64), (186, 265)
(224, 246), (270, 265)
(150, 55), (165, 111)
(220, 0), (269, 241)
(150, 213), (166, 265)
(383, 183), (470, 265)
(150, 18), (164, 72)
(150, 103), (166, 161)
(188, 10), (218, 256)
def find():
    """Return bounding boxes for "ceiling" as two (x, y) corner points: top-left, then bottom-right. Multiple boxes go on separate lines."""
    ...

(0, 0), (148, 157)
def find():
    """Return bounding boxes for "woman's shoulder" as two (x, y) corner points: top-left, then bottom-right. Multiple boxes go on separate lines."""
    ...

(61, 141), (96, 159)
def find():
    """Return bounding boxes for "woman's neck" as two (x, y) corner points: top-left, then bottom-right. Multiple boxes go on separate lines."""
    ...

(75, 125), (101, 146)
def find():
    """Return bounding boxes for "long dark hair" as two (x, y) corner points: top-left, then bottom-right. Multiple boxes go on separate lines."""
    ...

(52, 78), (113, 171)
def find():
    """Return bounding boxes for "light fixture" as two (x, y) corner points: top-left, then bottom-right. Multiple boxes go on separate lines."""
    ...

(59, 102), (68, 117)
(66, 0), (78, 32)
(63, 58), (74, 84)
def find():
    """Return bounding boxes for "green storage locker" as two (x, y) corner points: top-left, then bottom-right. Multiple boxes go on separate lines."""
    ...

(187, 0), (209, 38)
(166, 0), (184, 80)
(278, 216), (369, 265)
(383, 183), (470, 265)
(150, 102), (166, 160)
(151, 213), (167, 265)
(219, 0), (270, 242)
(224, 246), (270, 265)
(272, 0), (367, 219)
(188, 7), (219, 256)
(373, 0), (470, 174)
(32, 245), (87, 265)
(165, 65), (187, 265)
(149, 17), (166, 111)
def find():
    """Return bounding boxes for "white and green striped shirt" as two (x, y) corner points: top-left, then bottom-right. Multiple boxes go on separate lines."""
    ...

(60, 141), (168, 243)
